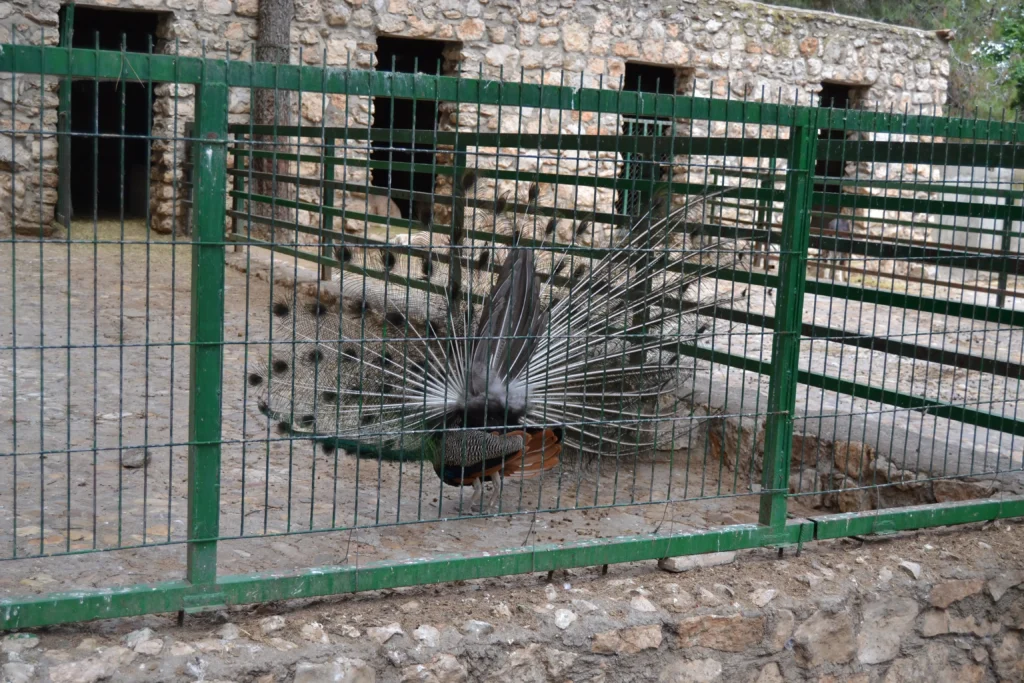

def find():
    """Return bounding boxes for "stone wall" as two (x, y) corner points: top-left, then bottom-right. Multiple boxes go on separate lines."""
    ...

(1, 0), (951, 239)
(2, 520), (1023, 682)
(0, 26), (59, 237)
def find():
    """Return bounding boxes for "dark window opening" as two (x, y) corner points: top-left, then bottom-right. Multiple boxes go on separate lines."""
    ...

(620, 63), (677, 95)
(813, 81), (861, 224)
(615, 63), (679, 217)
(59, 6), (166, 220)
(370, 37), (456, 220)
(818, 81), (855, 109)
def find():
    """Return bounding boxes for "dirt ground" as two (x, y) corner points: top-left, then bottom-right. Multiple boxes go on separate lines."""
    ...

(0, 219), (1020, 601)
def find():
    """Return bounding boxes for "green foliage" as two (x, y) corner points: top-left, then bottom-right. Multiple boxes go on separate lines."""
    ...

(979, 5), (1024, 114)
(763, 1), (1018, 116)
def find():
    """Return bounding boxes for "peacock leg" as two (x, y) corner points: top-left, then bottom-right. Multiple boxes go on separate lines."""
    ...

(484, 473), (503, 512)
(468, 477), (483, 513)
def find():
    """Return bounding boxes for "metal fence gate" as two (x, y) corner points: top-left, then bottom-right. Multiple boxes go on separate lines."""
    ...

(1, 40), (1022, 630)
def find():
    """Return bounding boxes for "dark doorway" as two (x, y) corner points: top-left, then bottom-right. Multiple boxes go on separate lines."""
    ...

(615, 63), (678, 217)
(370, 37), (455, 219)
(60, 7), (165, 219)
(68, 81), (154, 219)
(814, 82), (861, 222)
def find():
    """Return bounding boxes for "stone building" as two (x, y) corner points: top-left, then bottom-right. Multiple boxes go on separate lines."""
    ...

(0, 0), (952, 239)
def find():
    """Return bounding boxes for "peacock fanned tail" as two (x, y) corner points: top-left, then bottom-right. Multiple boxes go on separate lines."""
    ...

(249, 174), (741, 472)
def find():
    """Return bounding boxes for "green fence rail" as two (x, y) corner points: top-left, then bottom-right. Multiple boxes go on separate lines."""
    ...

(1, 42), (1022, 631)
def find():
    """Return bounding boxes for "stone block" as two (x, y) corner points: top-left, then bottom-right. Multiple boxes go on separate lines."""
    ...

(792, 610), (856, 667)
(674, 614), (765, 652)
(658, 551), (736, 573)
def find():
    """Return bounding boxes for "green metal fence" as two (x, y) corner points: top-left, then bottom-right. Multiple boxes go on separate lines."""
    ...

(1, 41), (1022, 630)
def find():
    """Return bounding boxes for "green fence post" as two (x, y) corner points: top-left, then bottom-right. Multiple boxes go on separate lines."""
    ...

(755, 158), (777, 269)
(995, 194), (1015, 309)
(759, 116), (816, 532)
(320, 132), (336, 281)
(184, 72), (229, 615)
(229, 129), (242, 253)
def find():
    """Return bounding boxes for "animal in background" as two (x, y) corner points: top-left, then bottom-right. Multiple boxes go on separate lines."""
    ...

(818, 217), (854, 283)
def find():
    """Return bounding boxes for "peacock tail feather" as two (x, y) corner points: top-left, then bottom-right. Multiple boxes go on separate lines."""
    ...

(249, 173), (741, 473)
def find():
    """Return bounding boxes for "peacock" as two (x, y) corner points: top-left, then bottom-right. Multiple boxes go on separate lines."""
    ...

(248, 172), (739, 513)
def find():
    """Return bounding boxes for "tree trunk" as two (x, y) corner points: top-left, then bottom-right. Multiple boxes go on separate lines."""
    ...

(252, 0), (295, 240)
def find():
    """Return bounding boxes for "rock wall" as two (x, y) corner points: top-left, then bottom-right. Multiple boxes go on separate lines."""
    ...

(0, 28), (59, 237)
(2, 520), (1023, 682)
(0, 0), (950, 239)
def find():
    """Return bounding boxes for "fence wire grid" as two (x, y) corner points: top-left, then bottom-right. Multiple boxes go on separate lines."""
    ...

(0, 37), (1022, 629)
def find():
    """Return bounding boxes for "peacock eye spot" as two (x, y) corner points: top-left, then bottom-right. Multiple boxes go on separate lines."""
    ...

(248, 373), (263, 387)
(272, 359), (289, 374)
(272, 301), (290, 317)
(305, 348), (324, 364)
(346, 298), (371, 317)
(276, 421), (291, 435)
(320, 390), (338, 404)
(297, 414), (315, 428)
(321, 442), (336, 455)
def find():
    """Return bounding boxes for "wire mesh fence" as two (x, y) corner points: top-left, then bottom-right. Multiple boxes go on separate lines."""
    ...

(0, 37), (1022, 629)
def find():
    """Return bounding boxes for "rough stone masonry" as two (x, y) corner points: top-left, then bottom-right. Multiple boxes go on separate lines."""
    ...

(1, 0), (950, 244)
(1, 520), (1022, 682)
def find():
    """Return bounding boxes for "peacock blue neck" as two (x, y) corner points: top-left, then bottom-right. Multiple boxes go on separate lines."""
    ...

(317, 436), (423, 462)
